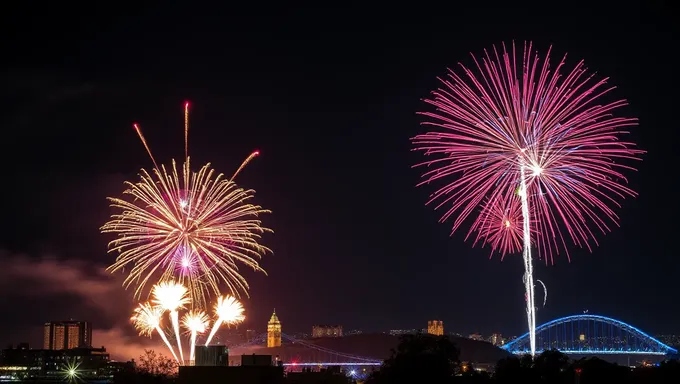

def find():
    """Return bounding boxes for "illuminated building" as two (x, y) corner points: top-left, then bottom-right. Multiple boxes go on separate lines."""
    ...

(53, 325), (64, 350)
(312, 325), (343, 338)
(468, 333), (483, 341)
(427, 320), (444, 336)
(43, 321), (92, 350)
(0, 345), (111, 382)
(489, 333), (504, 346)
(267, 311), (281, 348)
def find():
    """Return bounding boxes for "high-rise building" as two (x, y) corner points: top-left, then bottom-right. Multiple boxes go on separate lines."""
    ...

(427, 320), (444, 336)
(312, 325), (343, 338)
(43, 321), (91, 350)
(267, 311), (281, 348)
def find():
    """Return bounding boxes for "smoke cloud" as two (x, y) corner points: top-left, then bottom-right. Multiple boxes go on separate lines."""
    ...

(0, 251), (163, 360)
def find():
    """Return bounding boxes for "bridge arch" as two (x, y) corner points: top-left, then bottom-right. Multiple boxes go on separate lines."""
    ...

(502, 314), (678, 355)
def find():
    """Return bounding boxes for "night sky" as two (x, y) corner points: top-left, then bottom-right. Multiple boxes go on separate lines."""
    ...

(1, 2), (677, 358)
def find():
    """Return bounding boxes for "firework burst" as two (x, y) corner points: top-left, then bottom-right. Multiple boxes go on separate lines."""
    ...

(412, 42), (643, 356)
(133, 283), (245, 364)
(131, 302), (180, 362)
(102, 103), (272, 306)
(182, 310), (210, 362)
(471, 189), (536, 258)
(204, 295), (246, 346)
(152, 281), (190, 363)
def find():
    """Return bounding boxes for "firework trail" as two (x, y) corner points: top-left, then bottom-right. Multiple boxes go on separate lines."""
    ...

(152, 282), (190, 363)
(131, 302), (179, 362)
(182, 310), (210, 362)
(204, 295), (245, 346)
(102, 103), (271, 306)
(231, 150), (260, 181)
(412, 42), (643, 356)
(184, 102), (189, 161)
(537, 279), (547, 307)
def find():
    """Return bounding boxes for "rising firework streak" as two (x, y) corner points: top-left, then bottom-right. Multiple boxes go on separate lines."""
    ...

(412, 42), (643, 356)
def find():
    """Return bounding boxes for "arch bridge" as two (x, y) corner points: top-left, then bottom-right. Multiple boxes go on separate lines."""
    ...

(502, 314), (678, 356)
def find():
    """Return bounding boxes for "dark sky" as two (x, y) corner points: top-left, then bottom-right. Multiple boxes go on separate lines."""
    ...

(1, 2), (678, 356)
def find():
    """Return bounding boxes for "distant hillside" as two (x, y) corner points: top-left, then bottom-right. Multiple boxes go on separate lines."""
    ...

(230, 333), (511, 364)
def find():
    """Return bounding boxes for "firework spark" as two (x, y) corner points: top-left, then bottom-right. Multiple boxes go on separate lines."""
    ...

(412, 42), (643, 356)
(131, 302), (179, 362)
(182, 310), (210, 362)
(204, 295), (245, 346)
(102, 103), (271, 306)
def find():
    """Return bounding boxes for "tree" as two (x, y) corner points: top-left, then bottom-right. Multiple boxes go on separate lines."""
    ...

(533, 349), (571, 383)
(494, 356), (529, 382)
(575, 357), (629, 384)
(495, 350), (571, 383)
(137, 349), (178, 377)
(366, 333), (460, 384)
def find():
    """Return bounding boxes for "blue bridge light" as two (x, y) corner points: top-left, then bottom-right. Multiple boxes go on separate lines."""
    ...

(502, 314), (678, 355)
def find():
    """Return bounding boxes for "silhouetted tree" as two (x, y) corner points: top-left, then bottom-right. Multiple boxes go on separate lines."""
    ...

(366, 333), (460, 384)
(114, 350), (178, 383)
(495, 350), (571, 383)
(494, 356), (531, 382)
(137, 349), (178, 377)
(533, 349), (571, 383)
(575, 357), (629, 384)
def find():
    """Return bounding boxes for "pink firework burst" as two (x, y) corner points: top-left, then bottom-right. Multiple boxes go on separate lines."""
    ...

(412, 42), (644, 263)
(471, 187), (537, 259)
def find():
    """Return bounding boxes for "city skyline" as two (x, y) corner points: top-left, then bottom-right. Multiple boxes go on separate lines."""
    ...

(43, 320), (92, 350)
(1, 1), (679, 361)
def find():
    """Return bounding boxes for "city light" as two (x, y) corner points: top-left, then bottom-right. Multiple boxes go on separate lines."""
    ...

(60, 359), (81, 383)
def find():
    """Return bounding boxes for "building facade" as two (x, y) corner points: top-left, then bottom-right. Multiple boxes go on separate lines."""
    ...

(43, 321), (92, 350)
(0, 344), (112, 382)
(194, 345), (229, 366)
(267, 311), (281, 348)
(427, 320), (444, 336)
(312, 325), (343, 338)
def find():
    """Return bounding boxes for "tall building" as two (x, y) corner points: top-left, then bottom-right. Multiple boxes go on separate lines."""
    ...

(312, 325), (343, 338)
(267, 311), (281, 348)
(427, 320), (444, 336)
(43, 321), (91, 350)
